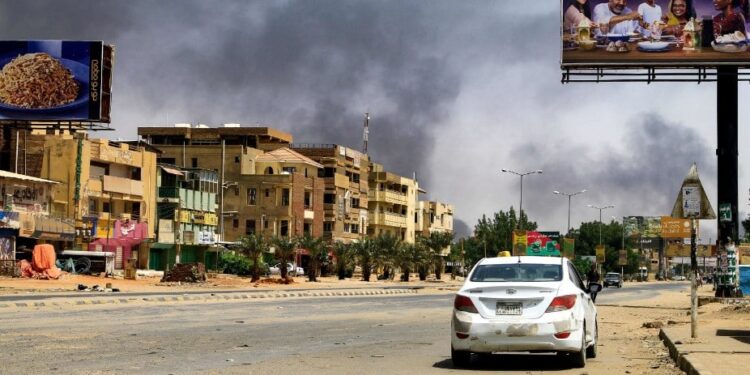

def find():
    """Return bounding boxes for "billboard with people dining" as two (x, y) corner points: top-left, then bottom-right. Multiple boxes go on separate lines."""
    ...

(561, 0), (750, 67)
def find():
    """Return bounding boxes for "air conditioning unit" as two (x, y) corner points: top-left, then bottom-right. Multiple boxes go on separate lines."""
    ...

(223, 123), (241, 128)
(175, 123), (191, 128)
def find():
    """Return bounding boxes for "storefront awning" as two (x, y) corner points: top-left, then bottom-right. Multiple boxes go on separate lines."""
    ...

(160, 166), (184, 176)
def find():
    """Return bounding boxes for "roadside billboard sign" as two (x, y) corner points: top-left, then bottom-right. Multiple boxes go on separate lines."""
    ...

(563, 237), (575, 260)
(561, 1), (750, 68)
(624, 216), (662, 238)
(512, 230), (527, 256)
(618, 249), (628, 266)
(661, 216), (692, 238)
(525, 231), (561, 256)
(0, 40), (109, 122)
(596, 245), (606, 263)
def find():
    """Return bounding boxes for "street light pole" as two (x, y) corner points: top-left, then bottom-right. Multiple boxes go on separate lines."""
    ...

(553, 189), (586, 234)
(588, 204), (615, 245)
(501, 168), (543, 230)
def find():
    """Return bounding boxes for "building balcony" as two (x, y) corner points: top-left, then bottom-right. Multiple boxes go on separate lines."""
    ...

(158, 186), (180, 199)
(367, 189), (407, 205)
(371, 212), (407, 228)
(102, 175), (143, 196)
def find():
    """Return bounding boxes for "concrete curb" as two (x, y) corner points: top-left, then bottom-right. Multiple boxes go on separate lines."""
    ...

(659, 329), (713, 375)
(0, 288), (421, 311)
(697, 296), (750, 307)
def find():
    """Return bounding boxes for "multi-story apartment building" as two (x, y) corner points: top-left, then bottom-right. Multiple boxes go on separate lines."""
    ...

(152, 164), (219, 270)
(138, 125), (324, 248)
(292, 144), (369, 244)
(367, 162), (421, 244)
(28, 134), (158, 269)
(417, 200), (454, 255)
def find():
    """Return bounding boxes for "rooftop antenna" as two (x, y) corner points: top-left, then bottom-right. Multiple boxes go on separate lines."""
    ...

(362, 112), (370, 154)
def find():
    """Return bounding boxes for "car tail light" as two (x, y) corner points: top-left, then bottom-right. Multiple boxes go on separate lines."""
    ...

(454, 295), (478, 313)
(545, 294), (576, 313)
(554, 331), (571, 339)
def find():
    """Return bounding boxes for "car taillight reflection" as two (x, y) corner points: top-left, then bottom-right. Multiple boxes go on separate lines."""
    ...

(545, 294), (576, 313)
(454, 294), (478, 313)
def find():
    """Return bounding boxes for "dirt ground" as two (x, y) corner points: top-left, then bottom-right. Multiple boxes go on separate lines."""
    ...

(0, 272), (462, 295)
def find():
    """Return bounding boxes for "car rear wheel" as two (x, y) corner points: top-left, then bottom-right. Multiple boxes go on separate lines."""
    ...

(586, 321), (598, 359)
(569, 327), (587, 368)
(451, 346), (471, 368)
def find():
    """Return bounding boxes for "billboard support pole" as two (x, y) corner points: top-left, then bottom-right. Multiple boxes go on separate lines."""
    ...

(716, 66), (739, 292)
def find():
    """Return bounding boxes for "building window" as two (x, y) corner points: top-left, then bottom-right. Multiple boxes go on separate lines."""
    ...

(281, 188), (290, 206)
(282, 167), (296, 174)
(322, 167), (335, 177)
(191, 158), (198, 168)
(323, 193), (336, 204)
(351, 197), (359, 208)
(102, 201), (110, 213)
(265, 167), (274, 175)
(131, 167), (141, 181)
(247, 188), (257, 205)
(344, 223), (350, 233)
(304, 191), (311, 208)
(351, 224), (359, 233)
(245, 220), (256, 235)
(280, 220), (289, 237)
(265, 189), (270, 198)
(352, 173), (360, 183)
(323, 222), (333, 232)
(303, 222), (311, 235)
(264, 219), (269, 229)
(235, 156), (240, 163)
(88, 199), (97, 214)
(233, 219), (239, 229)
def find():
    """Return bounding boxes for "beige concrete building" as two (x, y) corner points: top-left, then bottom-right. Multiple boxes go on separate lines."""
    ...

(29, 134), (158, 268)
(417, 200), (454, 255)
(367, 162), (421, 244)
(138, 125), (324, 244)
(291, 144), (369, 244)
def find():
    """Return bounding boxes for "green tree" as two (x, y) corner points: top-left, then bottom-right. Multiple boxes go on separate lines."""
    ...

(742, 216), (750, 242)
(297, 234), (326, 282)
(236, 234), (267, 282)
(373, 233), (400, 280)
(352, 238), (375, 282)
(271, 236), (297, 282)
(474, 207), (538, 256)
(331, 241), (353, 280)
(420, 231), (454, 280)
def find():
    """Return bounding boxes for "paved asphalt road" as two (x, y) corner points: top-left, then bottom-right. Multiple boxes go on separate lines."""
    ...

(0, 282), (688, 375)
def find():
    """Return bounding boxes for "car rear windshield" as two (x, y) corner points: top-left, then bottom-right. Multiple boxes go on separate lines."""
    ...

(470, 263), (563, 282)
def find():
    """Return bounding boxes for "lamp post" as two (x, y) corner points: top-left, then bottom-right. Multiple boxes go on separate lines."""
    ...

(553, 189), (586, 235)
(588, 204), (615, 245)
(501, 169), (542, 229)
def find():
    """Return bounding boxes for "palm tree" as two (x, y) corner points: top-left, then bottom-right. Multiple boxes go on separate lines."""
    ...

(331, 241), (353, 280)
(297, 233), (326, 282)
(373, 232), (400, 280)
(271, 236), (297, 282)
(351, 238), (374, 282)
(236, 234), (268, 282)
(396, 242), (415, 282)
(422, 231), (454, 280)
(414, 238), (432, 281)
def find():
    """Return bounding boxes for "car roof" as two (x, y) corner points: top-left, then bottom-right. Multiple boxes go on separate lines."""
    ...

(478, 256), (567, 266)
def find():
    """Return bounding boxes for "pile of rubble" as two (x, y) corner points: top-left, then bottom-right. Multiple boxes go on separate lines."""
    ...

(161, 263), (207, 283)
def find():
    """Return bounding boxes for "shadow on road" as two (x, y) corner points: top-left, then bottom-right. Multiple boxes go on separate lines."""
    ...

(433, 353), (577, 372)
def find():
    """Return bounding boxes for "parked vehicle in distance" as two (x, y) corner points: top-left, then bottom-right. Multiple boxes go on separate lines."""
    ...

(451, 256), (598, 369)
(269, 263), (304, 276)
(671, 275), (686, 281)
(603, 272), (623, 288)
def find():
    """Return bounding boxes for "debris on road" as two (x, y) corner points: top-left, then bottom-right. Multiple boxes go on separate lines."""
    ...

(160, 263), (207, 283)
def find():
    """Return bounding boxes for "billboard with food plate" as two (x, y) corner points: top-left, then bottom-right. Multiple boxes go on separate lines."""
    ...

(0, 41), (109, 122)
(562, 0), (750, 67)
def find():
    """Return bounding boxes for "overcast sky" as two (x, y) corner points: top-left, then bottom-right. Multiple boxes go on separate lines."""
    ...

(3, 0), (747, 240)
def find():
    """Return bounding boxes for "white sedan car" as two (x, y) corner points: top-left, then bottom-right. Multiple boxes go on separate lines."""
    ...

(451, 256), (598, 368)
(269, 263), (304, 276)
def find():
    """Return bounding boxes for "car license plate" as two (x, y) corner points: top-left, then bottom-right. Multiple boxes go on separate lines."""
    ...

(496, 302), (522, 315)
